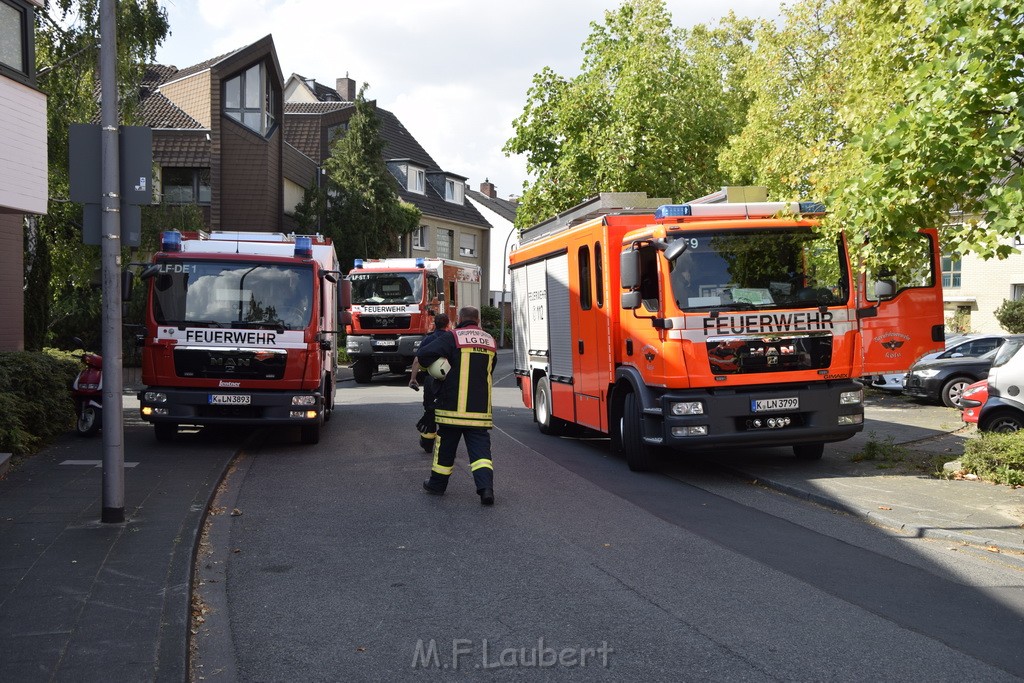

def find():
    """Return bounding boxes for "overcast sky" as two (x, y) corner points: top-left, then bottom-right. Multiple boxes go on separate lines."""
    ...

(155, 1), (782, 201)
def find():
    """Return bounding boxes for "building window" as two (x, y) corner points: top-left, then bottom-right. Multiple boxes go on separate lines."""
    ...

(459, 233), (477, 258)
(224, 62), (277, 136)
(162, 167), (211, 205)
(408, 167), (425, 194)
(0, 0), (31, 80)
(437, 229), (453, 259)
(445, 179), (464, 204)
(941, 255), (961, 288)
(1012, 284), (1024, 301)
(412, 225), (428, 250)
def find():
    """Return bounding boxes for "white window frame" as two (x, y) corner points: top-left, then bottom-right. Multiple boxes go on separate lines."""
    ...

(459, 232), (477, 258)
(412, 225), (428, 251)
(408, 167), (425, 194)
(224, 61), (277, 137)
(437, 229), (454, 259)
(445, 178), (464, 204)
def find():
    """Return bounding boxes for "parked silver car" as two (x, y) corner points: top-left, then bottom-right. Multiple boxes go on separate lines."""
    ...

(867, 334), (1007, 394)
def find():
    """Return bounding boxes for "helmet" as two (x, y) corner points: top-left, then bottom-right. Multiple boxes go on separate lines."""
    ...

(427, 357), (451, 380)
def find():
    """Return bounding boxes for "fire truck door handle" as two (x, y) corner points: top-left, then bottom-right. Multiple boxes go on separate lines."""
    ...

(578, 340), (584, 354)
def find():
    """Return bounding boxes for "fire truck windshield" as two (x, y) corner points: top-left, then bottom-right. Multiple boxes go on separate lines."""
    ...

(348, 272), (423, 305)
(667, 228), (848, 312)
(151, 260), (314, 330)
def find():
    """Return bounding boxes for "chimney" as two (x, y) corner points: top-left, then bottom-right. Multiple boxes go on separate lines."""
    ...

(336, 75), (357, 101)
(480, 178), (497, 199)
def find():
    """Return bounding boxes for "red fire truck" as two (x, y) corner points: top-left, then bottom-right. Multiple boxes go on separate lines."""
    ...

(510, 188), (945, 471)
(342, 257), (481, 384)
(137, 230), (341, 444)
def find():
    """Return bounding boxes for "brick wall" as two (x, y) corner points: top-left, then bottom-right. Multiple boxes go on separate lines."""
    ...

(219, 122), (283, 231)
(0, 212), (24, 351)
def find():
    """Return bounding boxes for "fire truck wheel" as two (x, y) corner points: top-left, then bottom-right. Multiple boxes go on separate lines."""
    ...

(321, 377), (333, 422)
(793, 443), (824, 460)
(300, 423), (321, 445)
(352, 359), (374, 384)
(154, 423), (178, 442)
(622, 392), (658, 472)
(534, 376), (567, 435)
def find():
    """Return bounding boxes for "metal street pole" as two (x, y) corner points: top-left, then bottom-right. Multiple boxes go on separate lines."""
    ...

(99, 0), (125, 524)
(498, 227), (516, 349)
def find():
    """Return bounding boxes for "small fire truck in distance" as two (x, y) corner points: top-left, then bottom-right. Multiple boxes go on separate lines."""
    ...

(510, 188), (945, 471)
(342, 257), (481, 384)
(137, 230), (341, 444)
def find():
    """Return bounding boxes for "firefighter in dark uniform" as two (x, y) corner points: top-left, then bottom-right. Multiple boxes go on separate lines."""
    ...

(409, 313), (450, 452)
(416, 306), (497, 505)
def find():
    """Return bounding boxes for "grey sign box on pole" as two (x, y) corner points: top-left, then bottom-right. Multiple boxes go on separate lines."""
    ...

(82, 204), (101, 245)
(119, 126), (152, 206)
(69, 123), (101, 204)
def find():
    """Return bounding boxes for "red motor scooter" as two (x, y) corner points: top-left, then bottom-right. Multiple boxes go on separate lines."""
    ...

(71, 337), (103, 437)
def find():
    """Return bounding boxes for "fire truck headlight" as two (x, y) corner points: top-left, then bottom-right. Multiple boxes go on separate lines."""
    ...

(840, 389), (863, 405)
(144, 391), (167, 403)
(670, 401), (704, 416)
(346, 340), (359, 352)
(292, 395), (317, 406)
(838, 414), (864, 425)
(671, 425), (709, 437)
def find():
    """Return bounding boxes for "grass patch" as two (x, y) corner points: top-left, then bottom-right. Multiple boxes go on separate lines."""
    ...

(960, 431), (1024, 487)
(851, 434), (913, 468)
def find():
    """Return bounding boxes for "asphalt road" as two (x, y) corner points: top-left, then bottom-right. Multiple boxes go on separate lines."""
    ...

(191, 355), (1024, 681)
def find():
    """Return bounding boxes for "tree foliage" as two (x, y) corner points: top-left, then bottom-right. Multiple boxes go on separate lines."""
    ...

(505, 0), (758, 227)
(322, 86), (421, 271)
(994, 299), (1024, 334)
(26, 1), (169, 349)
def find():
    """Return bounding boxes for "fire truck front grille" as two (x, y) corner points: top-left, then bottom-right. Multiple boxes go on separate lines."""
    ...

(358, 315), (411, 330)
(198, 405), (262, 419)
(174, 349), (287, 380)
(706, 333), (832, 375)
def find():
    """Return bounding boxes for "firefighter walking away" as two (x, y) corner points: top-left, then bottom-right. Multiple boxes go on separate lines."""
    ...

(416, 307), (498, 505)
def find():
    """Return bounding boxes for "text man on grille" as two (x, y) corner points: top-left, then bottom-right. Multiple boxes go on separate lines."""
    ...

(416, 306), (498, 505)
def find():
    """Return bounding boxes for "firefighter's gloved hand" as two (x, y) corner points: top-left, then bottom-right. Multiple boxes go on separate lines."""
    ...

(409, 380), (420, 391)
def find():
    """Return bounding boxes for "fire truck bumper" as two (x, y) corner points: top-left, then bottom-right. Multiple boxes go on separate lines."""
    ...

(653, 380), (864, 450)
(137, 387), (325, 426)
(345, 335), (424, 363)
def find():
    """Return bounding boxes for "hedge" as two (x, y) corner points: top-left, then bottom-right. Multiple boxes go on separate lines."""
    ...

(0, 349), (79, 456)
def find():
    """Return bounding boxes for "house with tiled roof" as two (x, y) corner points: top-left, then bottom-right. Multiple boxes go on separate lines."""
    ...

(282, 73), (494, 298)
(1, 0), (46, 350)
(135, 35), (316, 233)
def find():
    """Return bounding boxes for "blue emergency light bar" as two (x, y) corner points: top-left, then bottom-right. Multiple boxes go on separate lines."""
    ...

(161, 230), (182, 252)
(798, 201), (827, 215)
(354, 259), (364, 269)
(416, 258), (425, 268)
(294, 236), (313, 259)
(654, 204), (692, 219)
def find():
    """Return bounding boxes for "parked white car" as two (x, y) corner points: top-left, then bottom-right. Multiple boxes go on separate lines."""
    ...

(867, 334), (1006, 392)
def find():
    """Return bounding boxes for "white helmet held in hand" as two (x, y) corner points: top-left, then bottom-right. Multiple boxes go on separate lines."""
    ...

(427, 357), (451, 380)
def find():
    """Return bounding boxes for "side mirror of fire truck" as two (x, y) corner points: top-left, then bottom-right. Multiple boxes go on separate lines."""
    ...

(874, 279), (896, 300)
(120, 270), (134, 302)
(620, 250), (640, 290)
(339, 279), (352, 326)
(662, 239), (687, 262)
(139, 264), (161, 281)
(621, 290), (642, 310)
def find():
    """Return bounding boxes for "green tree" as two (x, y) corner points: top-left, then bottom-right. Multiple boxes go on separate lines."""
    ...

(994, 299), (1024, 334)
(292, 179), (325, 232)
(504, 0), (757, 227)
(322, 85), (420, 271)
(27, 0), (169, 349)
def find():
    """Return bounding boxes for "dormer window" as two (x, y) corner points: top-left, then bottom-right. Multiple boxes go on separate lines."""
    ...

(445, 178), (464, 204)
(408, 167), (425, 194)
(224, 61), (278, 137)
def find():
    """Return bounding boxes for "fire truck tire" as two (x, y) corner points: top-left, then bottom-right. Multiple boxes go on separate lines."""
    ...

(300, 422), (321, 445)
(622, 392), (658, 472)
(154, 423), (177, 442)
(793, 443), (825, 460)
(352, 359), (374, 384)
(534, 376), (568, 435)
(321, 376), (333, 422)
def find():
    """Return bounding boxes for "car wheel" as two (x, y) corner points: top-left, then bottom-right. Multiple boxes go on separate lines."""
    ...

(622, 392), (658, 472)
(941, 376), (972, 408)
(980, 410), (1024, 433)
(352, 358), (374, 384)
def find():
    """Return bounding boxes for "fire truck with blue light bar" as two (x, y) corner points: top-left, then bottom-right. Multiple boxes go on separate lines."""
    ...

(137, 230), (341, 444)
(510, 187), (945, 471)
(340, 257), (481, 384)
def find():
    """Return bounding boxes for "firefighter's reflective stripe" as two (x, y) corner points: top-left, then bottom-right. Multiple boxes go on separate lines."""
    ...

(470, 458), (493, 471)
(431, 438), (453, 475)
(458, 346), (472, 414)
(435, 409), (492, 428)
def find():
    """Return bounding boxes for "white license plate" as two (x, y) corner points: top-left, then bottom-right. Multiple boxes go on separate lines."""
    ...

(751, 397), (798, 412)
(374, 339), (396, 346)
(209, 394), (251, 405)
